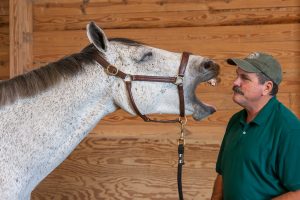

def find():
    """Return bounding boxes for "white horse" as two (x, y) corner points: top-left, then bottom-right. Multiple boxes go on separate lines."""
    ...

(0, 22), (219, 199)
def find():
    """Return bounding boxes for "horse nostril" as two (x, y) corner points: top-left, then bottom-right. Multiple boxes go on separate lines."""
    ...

(204, 61), (213, 70)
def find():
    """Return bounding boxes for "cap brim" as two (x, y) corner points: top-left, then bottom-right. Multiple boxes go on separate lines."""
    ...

(227, 58), (261, 73)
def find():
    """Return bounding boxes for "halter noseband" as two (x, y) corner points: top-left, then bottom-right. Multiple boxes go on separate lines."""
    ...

(93, 52), (190, 124)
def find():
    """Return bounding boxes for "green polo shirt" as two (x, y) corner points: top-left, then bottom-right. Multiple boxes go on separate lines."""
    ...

(216, 97), (300, 200)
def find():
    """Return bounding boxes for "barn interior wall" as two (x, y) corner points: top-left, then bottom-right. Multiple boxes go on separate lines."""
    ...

(1, 0), (299, 199)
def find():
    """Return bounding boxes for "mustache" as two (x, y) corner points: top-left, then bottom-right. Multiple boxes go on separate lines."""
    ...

(232, 86), (244, 95)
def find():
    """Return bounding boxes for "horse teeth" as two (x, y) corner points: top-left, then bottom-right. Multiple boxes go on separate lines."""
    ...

(207, 78), (217, 86)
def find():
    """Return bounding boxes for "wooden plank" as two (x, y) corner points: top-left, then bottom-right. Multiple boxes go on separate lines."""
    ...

(32, 0), (300, 16)
(0, 16), (9, 33)
(0, 54), (9, 80)
(0, 0), (9, 16)
(32, 0), (300, 8)
(0, 31), (9, 50)
(32, 4), (300, 31)
(9, 0), (33, 77)
(0, 2), (9, 80)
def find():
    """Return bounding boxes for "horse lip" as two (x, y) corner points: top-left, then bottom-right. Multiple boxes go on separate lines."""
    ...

(192, 102), (216, 121)
(202, 101), (217, 111)
(200, 70), (219, 83)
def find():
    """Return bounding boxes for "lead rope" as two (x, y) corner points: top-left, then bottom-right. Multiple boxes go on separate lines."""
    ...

(177, 117), (187, 200)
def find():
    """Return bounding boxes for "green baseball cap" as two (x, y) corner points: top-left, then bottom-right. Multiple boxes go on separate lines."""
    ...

(227, 52), (282, 85)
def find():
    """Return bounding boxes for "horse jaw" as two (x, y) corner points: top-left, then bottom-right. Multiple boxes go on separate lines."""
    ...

(184, 57), (220, 121)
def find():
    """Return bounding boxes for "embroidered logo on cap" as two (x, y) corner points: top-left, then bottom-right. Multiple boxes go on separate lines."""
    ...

(247, 52), (260, 59)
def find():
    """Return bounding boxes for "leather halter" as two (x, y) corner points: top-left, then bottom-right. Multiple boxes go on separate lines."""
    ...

(94, 51), (190, 200)
(93, 52), (191, 124)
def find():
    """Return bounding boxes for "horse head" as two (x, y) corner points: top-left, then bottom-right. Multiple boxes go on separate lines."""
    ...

(87, 22), (219, 121)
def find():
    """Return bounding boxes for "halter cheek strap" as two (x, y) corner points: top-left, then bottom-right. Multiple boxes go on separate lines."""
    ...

(93, 52), (191, 124)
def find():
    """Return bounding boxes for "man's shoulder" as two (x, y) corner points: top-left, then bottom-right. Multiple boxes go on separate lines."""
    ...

(275, 101), (300, 131)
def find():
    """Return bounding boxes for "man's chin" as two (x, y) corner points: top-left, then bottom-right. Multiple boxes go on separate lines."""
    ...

(232, 96), (246, 108)
(232, 94), (243, 104)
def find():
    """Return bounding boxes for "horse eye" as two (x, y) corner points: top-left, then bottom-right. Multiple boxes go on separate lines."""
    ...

(139, 52), (153, 62)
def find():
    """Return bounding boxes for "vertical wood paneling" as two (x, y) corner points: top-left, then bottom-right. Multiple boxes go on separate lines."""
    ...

(9, 0), (33, 78)
(0, 0), (9, 79)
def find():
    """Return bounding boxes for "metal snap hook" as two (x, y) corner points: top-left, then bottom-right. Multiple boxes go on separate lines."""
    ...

(178, 116), (187, 145)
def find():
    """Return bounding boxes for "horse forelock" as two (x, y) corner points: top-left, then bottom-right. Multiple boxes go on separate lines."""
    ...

(0, 45), (98, 107)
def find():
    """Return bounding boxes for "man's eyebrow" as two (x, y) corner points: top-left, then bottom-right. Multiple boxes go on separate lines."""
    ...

(236, 70), (251, 79)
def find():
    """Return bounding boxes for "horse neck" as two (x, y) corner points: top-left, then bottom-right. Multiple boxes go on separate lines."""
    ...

(0, 62), (117, 193)
(33, 63), (117, 136)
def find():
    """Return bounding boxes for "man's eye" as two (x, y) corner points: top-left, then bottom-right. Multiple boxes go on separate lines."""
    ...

(139, 52), (153, 62)
(240, 74), (249, 80)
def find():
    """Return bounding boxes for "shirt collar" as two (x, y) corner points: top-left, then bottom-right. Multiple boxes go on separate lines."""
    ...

(240, 97), (278, 126)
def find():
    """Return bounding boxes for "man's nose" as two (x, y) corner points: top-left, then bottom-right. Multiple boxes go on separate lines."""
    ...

(233, 77), (240, 86)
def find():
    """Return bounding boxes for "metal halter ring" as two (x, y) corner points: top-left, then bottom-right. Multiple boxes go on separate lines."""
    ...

(179, 116), (187, 126)
(175, 75), (184, 85)
(106, 65), (119, 76)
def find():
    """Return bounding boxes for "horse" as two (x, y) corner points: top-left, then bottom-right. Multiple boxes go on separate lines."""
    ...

(0, 22), (219, 199)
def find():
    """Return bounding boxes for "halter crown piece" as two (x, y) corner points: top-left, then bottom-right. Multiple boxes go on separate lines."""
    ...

(94, 52), (190, 200)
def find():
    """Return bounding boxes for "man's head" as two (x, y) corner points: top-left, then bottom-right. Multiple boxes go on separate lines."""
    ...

(227, 52), (282, 108)
(227, 52), (282, 85)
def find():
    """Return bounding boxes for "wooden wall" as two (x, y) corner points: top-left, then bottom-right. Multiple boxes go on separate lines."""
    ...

(1, 0), (300, 199)
(0, 0), (9, 79)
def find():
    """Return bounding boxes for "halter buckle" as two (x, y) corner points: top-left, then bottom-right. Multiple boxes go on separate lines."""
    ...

(106, 65), (119, 76)
(175, 75), (184, 85)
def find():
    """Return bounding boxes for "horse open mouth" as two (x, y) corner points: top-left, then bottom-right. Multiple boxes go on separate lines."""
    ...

(192, 75), (219, 121)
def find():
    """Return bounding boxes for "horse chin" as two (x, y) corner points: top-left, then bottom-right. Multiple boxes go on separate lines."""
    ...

(192, 101), (216, 121)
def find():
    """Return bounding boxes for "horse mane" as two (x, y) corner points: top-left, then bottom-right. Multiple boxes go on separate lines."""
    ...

(0, 45), (97, 107)
(0, 38), (144, 107)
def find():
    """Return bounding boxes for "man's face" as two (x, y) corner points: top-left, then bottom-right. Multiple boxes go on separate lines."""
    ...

(232, 67), (265, 108)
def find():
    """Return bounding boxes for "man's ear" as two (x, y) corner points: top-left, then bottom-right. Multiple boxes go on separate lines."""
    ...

(263, 81), (273, 96)
(86, 22), (109, 53)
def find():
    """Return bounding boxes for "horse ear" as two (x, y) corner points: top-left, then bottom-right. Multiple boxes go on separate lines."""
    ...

(86, 22), (109, 52)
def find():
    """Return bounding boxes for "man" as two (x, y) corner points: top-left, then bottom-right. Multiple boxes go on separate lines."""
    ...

(211, 52), (300, 200)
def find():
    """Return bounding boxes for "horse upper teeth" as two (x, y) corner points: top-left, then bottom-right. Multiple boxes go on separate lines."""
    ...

(207, 78), (217, 86)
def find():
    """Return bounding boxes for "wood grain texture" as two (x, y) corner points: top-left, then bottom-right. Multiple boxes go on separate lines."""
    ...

(32, 0), (300, 31)
(4, 0), (300, 199)
(9, 0), (33, 77)
(0, 0), (9, 16)
(0, 0), (9, 80)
